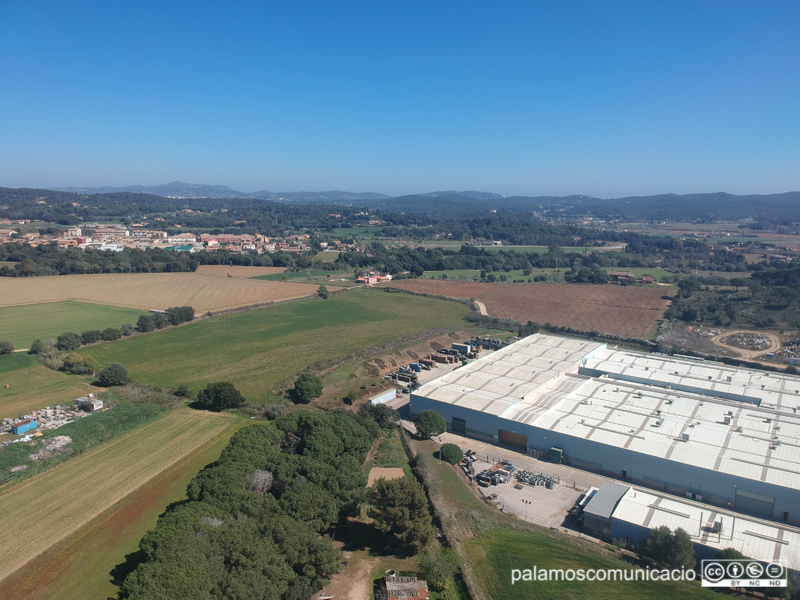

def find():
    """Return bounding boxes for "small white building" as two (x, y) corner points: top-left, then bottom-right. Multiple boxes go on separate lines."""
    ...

(76, 393), (103, 412)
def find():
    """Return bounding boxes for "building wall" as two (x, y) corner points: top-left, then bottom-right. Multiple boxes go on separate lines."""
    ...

(410, 394), (799, 524)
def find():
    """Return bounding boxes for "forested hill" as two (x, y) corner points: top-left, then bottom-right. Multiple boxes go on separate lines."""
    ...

(378, 191), (800, 221)
(49, 181), (389, 203)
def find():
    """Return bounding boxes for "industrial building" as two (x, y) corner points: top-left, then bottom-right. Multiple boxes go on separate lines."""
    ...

(410, 333), (800, 524)
(581, 482), (800, 571)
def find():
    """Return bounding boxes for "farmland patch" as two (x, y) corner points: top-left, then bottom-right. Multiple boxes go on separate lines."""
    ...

(84, 289), (470, 403)
(195, 264), (285, 278)
(0, 408), (235, 583)
(0, 272), (318, 313)
(0, 301), (145, 349)
(384, 280), (672, 339)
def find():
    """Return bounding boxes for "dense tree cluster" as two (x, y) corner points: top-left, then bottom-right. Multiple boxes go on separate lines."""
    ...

(120, 411), (379, 599)
(97, 363), (130, 386)
(292, 374), (324, 404)
(367, 475), (436, 553)
(196, 382), (246, 412)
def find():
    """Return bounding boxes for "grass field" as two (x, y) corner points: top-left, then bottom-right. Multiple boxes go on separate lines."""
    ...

(195, 265), (285, 278)
(0, 408), (236, 584)
(315, 250), (340, 262)
(0, 353), (96, 420)
(84, 289), (470, 403)
(0, 301), (146, 348)
(1, 418), (244, 600)
(0, 260), (17, 268)
(411, 439), (718, 600)
(0, 272), (318, 313)
(253, 269), (338, 281)
(464, 527), (719, 600)
(482, 245), (600, 254)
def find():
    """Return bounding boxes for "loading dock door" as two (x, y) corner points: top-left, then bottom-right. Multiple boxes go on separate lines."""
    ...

(498, 429), (528, 452)
(735, 489), (775, 517)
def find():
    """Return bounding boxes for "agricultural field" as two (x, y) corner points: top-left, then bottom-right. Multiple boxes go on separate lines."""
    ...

(253, 269), (339, 281)
(0, 353), (96, 421)
(384, 280), (672, 339)
(1, 418), (244, 600)
(0, 301), (145, 349)
(84, 289), (470, 403)
(195, 265), (285, 278)
(0, 408), (236, 584)
(0, 272), (318, 313)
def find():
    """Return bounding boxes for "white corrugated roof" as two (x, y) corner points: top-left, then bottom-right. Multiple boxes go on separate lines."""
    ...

(414, 333), (800, 493)
(613, 487), (800, 569)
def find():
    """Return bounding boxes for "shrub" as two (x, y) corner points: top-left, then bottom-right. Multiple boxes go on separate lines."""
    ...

(317, 285), (329, 300)
(0, 340), (14, 355)
(101, 327), (123, 341)
(415, 410), (446, 439)
(136, 315), (156, 333)
(344, 390), (358, 405)
(358, 402), (400, 428)
(81, 330), (103, 345)
(97, 363), (130, 387)
(56, 332), (82, 351)
(439, 443), (463, 465)
(29, 339), (46, 355)
(121, 323), (135, 336)
(172, 384), (192, 398)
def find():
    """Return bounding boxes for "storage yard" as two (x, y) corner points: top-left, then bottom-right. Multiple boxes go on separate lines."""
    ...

(411, 333), (800, 525)
(384, 280), (672, 339)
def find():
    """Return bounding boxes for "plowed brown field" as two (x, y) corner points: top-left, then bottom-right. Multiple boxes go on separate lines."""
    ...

(385, 280), (672, 339)
(0, 272), (317, 312)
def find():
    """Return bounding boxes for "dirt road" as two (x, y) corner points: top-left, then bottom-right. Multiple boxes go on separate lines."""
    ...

(710, 330), (781, 360)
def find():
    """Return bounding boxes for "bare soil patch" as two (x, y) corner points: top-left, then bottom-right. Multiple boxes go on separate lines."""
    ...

(367, 467), (405, 487)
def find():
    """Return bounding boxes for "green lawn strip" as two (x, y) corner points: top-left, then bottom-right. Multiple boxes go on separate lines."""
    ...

(0, 301), (146, 349)
(84, 289), (469, 404)
(251, 269), (337, 281)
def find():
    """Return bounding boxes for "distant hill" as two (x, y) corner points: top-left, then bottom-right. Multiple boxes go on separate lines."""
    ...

(50, 181), (390, 204)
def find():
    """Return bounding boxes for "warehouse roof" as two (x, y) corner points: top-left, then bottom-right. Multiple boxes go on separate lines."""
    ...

(613, 486), (800, 567)
(583, 482), (629, 520)
(413, 334), (800, 492)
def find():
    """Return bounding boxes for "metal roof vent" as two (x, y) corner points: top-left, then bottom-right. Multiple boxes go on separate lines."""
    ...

(735, 426), (743, 432)
(682, 432), (690, 441)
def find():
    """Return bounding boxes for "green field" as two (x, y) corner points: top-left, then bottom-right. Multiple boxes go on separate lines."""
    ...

(482, 245), (600, 254)
(315, 250), (340, 262)
(84, 289), (469, 404)
(465, 529), (719, 600)
(0, 353), (97, 420)
(0, 301), (146, 349)
(252, 269), (338, 281)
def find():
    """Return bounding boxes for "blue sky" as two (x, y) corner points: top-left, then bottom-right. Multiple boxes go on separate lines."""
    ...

(1, 1), (798, 197)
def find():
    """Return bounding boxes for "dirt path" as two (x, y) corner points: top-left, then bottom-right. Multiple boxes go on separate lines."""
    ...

(474, 300), (488, 315)
(710, 330), (781, 360)
(323, 553), (376, 600)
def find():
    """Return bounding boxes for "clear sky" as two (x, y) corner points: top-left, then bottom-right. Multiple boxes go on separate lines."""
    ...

(1, 1), (798, 197)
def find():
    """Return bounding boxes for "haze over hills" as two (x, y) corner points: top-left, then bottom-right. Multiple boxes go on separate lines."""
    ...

(28, 182), (800, 222)
(50, 182), (391, 203)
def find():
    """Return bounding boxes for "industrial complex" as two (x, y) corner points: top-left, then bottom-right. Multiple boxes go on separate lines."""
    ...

(410, 333), (800, 525)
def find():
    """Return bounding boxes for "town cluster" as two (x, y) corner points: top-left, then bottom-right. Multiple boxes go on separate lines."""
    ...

(0, 222), (320, 255)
